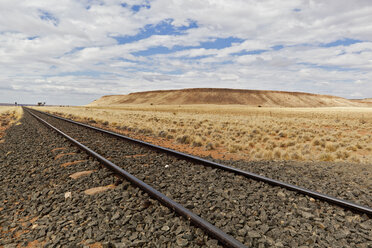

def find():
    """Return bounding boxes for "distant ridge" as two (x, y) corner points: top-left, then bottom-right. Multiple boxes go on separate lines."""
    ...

(88, 88), (371, 107)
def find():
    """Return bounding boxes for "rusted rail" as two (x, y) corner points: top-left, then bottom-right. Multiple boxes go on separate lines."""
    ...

(27, 107), (372, 217)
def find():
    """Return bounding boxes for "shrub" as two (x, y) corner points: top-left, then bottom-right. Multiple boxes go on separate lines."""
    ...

(263, 151), (273, 159)
(282, 152), (290, 160)
(347, 145), (357, 151)
(176, 135), (191, 144)
(206, 143), (214, 150)
(319, 153), (334, 162)
(192, 136), (203, 147)
(278, 132), (287, 138)
(287, 141), (295, 147)
(325, 142), (338, 152)
(336, 150), (349, 159)
(158, 130), (167, 137)
(290, 152), (301, 160)
(312, 140), (321, 148)
(229, 144), (242, 153)
(350, 156), (360, 163)
(273, 148), (281, 159)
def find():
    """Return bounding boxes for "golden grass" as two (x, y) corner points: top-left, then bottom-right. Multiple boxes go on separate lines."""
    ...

(0, 106), (23, 124)
(33, 105), (372, 164)
(0, 106), (23, 139)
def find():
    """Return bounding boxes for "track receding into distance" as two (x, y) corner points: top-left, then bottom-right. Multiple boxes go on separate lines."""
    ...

(24, 107), (372, 247)
(26, 108), (244, 248)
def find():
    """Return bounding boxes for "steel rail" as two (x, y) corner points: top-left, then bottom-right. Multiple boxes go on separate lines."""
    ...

(25, 108), (246, 248)
(27, 108), (372, 216)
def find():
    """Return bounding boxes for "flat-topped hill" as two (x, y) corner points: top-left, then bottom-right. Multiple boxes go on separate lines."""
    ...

(88, 88), (370, 107)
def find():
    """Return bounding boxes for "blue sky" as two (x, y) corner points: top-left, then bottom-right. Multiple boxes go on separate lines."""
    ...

(0, 0), (371, 105)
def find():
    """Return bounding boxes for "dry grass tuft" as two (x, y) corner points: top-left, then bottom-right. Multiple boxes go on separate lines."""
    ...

(319, 153), (334, 162)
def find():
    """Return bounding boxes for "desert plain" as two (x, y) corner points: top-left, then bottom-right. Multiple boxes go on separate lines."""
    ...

(1, 89), (371, 247)
(31, 104), (372, 165)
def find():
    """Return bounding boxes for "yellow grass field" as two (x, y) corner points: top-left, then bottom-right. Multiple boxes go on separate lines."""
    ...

(0, 106), (23, 140)
(33, 105), (372, 164)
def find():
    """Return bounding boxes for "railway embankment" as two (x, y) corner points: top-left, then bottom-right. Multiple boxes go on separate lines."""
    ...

(0, 111), (218, 247)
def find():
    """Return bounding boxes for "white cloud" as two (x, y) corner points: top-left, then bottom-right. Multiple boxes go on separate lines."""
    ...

(0, 0), (372, 105)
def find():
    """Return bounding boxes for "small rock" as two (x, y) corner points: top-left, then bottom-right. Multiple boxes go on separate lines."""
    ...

(129, 233), (138, 241)
(317, 222), (326, 229)
(275, 241), (284, 247)
(182, 233), (194, 241)
(101, 242), (113, 248)
(337, 211), (346, 217)
(334, 229), (350, 239)
(164, 164), (169, 168)
(206, 239), (219, 246)
(38, 228), (46, 237)
(185, 203), (194, 209)
(85, 239), (95, 244)
(360, 221), (371, 230)
(356, 242), (371, 248)
(277, 191), (286, 198)
(64, 192), (72, 199)
(345, 216), (355, 223)
(238, 228), (246, 236)
(161, 226), (170, 231)
(130, 240), (146, 246)
(301, 211), (314, 219)
(111, 212), (120, 221)
(142, 200), (152, 209)
(248, 231), (261, 238)
(259, 209), (267, 222)
(260, 224), (270, 234)
(175, 226), (183, 235)
(113, 243), (126, 248)
(176, 237), (189, 247)
(3, 244), (17, 248)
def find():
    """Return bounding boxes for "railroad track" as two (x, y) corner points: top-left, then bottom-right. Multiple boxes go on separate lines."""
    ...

(23, 107), (372, 247)
(1, 110), (223, 247)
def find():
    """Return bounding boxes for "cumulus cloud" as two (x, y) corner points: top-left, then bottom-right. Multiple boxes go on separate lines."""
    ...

(0, 0), (371, 105)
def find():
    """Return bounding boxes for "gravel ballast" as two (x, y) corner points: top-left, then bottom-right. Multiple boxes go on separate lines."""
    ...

(0, 111), (221, 247)
(212, 159), (371, 208)
(31, 109), (372, 247)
